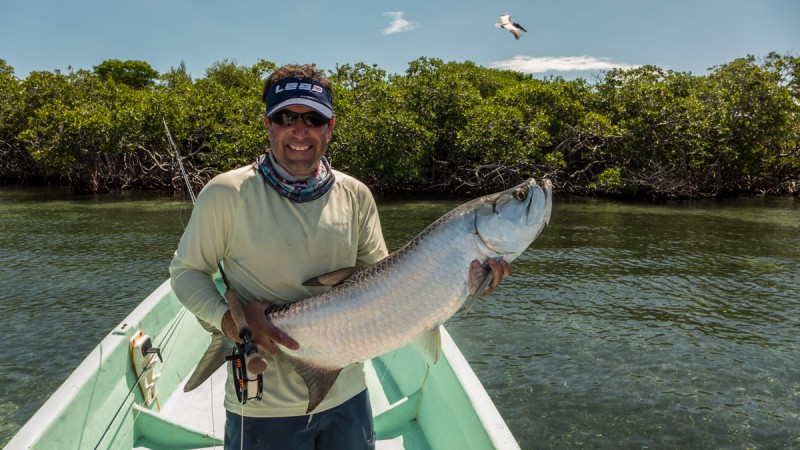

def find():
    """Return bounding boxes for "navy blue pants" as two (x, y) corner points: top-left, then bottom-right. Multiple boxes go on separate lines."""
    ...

(223, 389), (376, 449)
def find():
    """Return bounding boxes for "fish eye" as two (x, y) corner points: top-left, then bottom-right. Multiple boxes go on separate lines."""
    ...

(512, 188), (527, 202)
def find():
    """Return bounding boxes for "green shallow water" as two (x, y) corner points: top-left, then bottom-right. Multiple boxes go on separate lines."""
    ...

(1, 186), (798, 448)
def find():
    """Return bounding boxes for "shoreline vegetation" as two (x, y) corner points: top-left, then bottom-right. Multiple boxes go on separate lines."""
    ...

(1, 54), (798, 199)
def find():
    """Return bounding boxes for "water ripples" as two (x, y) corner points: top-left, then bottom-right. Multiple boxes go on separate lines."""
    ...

(1, 189), (798, 448)
(448, 197), (799, 448)
(0, 189), (189, 445)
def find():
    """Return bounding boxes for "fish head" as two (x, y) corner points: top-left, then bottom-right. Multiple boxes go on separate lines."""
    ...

(474, 178), (552, 258)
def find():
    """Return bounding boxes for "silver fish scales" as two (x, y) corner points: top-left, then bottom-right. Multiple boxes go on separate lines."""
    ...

(270, 178), (552, 412)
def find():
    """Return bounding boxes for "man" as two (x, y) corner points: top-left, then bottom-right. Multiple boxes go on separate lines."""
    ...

(170, 64), (510, 449)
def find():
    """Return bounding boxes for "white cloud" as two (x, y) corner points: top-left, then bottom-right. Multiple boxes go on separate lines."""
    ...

(489, 55), (638, 73)
(382, 11), (419, 35)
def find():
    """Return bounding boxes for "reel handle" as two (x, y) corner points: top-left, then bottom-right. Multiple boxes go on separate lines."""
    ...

(225, 289), (268, 375)
(240, 330), (268, 374)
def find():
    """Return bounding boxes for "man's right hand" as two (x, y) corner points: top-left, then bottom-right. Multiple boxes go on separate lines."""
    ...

(221, 300), (300, 355)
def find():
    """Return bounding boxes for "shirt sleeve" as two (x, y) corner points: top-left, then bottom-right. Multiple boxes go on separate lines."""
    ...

(169, 180), (236, 331)
(355, 184), (389, 266)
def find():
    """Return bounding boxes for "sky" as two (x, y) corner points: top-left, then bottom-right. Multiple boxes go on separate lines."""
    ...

(1, 0), (798, 81)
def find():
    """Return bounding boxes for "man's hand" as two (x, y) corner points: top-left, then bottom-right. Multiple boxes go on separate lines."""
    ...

(469, 258), (511, 297)
(221, 300), (300, 355)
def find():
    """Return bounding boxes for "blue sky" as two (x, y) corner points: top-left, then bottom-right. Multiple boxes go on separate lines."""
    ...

(1, 0), (798, 81)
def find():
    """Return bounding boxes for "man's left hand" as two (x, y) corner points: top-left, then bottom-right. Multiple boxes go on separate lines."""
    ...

(469, 258), (511, 297)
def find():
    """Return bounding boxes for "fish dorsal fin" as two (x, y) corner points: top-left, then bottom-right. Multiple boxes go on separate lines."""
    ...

(285, 356), (343, 413)
(412, 326), (442, 364)
(302, 267), (361, 287)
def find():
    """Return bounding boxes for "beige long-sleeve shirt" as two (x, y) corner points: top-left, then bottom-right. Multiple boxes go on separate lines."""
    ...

(170, 164), (388, 417)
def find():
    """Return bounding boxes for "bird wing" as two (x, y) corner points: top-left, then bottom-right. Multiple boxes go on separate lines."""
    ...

(510, 28), (522, 40)
(514, 22), (528, 33)
(499, 14), (511, 26)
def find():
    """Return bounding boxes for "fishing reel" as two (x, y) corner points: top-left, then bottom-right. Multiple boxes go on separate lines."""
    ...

(226, 330), (264, 404)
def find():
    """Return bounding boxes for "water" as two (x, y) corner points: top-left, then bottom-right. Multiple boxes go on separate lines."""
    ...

(377, 194), (799, 448)
(1, 187), (798, 448)
(0, 187), (191, 443)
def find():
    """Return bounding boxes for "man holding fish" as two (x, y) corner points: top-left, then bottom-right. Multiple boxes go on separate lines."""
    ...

(170, 63), (511, 449)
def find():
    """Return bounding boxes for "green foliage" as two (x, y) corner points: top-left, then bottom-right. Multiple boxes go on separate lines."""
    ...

(700, 56), (798, 191)
(589, 167), (629, 193)
(394, 59), (485, 173)
(0, 59), (39, 181)
(94, 59), (159, 89)
(162, 61), (192, 90)
(0, 60), (22, 143)
(329, 63), (431, 188)
(1, 53), (798, 197)
(589, 57), (800, 196)
(205, 59), (259, 92)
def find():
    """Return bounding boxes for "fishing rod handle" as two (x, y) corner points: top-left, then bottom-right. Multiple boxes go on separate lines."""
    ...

(224, 289), (250, 335)
(225, 289), (268, 374)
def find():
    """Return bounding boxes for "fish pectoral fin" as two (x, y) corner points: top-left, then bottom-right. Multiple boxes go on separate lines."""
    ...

(184, 319), (230, 392)
(302, 267), (361, 287)
(412, 326), (442, 365)
(462, 267), (493, 317)
(461, 295), (480, 317)
(287, 358), (343, 414)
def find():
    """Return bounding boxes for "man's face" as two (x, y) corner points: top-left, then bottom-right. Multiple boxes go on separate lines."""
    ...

(264, 105), (334, 177)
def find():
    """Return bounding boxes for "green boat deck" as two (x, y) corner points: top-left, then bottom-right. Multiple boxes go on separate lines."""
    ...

(139, 352), (432, 449)
(138, 329), (512, 449)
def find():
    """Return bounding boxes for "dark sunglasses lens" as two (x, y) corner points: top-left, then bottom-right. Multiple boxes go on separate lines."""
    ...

(301, 112), (329, 127)
(270, 111), (298, 127)
(273, 110), (328, 128)
(273, 111), (296, 127)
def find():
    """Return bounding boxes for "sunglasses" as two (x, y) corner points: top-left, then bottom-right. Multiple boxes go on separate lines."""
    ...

(270, 110), (330, 128)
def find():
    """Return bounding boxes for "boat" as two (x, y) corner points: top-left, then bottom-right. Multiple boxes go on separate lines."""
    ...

(7, 274), (521, 449)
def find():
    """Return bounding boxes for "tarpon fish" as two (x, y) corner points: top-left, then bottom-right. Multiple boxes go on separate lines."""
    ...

(184, 178), (552, 413)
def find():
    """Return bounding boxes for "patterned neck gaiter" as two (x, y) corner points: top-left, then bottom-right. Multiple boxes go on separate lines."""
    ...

(253, 150), (335, 203)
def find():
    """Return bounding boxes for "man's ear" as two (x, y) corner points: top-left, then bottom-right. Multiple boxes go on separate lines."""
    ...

(263, 115), (274, 144)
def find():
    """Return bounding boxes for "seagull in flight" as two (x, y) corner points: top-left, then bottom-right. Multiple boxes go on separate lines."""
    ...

(495, 14), (527, 40)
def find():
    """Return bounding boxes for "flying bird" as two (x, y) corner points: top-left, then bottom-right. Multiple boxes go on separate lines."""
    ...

(495, 14), (527, 40)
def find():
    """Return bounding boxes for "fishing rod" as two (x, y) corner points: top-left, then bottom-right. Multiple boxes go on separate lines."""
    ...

(163, 118), (266, 402)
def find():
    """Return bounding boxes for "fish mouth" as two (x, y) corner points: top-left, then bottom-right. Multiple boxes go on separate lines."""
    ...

(524, 178), (552, 226)
(540, 179), (553, 225)
(473, 178), (553, 255)
(524, 180), (536, 223)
